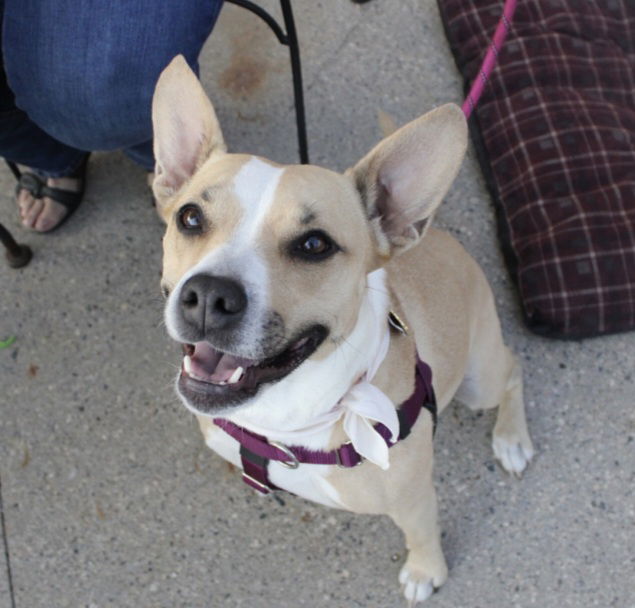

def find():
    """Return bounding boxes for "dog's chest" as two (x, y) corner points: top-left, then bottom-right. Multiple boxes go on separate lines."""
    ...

(202, 424), (346, 509)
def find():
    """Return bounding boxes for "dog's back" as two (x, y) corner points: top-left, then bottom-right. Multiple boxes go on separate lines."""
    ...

(387, 227), (501, 410)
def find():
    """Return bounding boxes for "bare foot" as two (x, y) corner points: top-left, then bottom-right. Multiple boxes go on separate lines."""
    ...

(17, 173), (82, 232)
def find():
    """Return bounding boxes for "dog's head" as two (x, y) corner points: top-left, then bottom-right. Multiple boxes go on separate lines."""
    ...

(152, 55), (467, 417)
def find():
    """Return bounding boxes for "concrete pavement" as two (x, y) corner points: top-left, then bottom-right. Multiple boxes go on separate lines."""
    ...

(1, 1), (633, 606)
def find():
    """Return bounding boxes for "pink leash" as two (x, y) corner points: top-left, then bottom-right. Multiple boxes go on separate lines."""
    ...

(461, 0), (518, 118)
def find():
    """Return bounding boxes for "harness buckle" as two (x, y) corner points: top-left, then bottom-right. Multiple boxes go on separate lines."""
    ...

(269, 440), (300, 469)
(335, 442), (364, 468)
(242, 472), (271, 494)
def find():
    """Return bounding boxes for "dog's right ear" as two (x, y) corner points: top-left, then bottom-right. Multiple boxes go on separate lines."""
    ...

(151, 55), (226, 211)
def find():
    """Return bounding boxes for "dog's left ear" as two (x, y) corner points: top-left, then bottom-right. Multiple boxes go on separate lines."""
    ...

(350, 103), (467, 257)
(151, 55), (226, 210)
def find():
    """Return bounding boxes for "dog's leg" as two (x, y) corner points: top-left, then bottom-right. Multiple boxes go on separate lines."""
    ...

(394, 496), (447, 604)
(388, 437), (448, 605)
(454, 304), (534, 475)
(491, 350), (534, 476)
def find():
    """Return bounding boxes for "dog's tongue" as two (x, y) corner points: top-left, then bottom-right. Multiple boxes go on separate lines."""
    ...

(189, 341), (254, 383)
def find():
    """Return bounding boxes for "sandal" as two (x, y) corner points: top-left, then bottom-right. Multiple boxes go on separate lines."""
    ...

(7, 155), (89, 233)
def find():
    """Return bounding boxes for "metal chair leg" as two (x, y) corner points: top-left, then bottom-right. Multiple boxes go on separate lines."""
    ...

(0, 222), (32, 268)
(2, 161), (33, 268)
(224, 0), (309, 164)
(280, 0), (308, 164)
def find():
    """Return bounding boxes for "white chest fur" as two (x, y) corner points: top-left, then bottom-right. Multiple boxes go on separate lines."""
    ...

(201, 424), (345, 508)
(200, 269), (391, 507)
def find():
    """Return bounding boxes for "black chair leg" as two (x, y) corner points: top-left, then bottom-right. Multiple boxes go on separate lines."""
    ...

(2, 161), (33, 268)
(6, 160), (20, 180)
(0, 222), (32, 268)
(224, 0), (309, 164)
(280, 0), (308, 164)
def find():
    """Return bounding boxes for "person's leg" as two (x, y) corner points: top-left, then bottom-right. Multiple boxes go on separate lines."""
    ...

(0, 63), (88, 176)
(3, 0), (224, 168)
(0, 3), (89, 231)
(2, 0), (223, 230)
(125, 141), (155, 173)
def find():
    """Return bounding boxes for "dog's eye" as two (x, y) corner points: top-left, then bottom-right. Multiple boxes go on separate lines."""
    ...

(291, 230), (338, 262)
(303, 235), (329, 254)
(177, 204), (205, 234)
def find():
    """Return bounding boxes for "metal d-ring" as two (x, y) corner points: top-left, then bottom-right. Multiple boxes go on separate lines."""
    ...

(269, 440), (300, 469)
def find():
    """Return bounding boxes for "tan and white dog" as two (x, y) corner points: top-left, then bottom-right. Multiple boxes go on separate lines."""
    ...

(151, 55), (534, 605)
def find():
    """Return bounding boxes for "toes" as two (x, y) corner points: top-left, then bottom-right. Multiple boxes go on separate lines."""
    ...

(16, 172), (80, 232)
(493, 435), (534, 476)
(404, 579), (433, 605)
(22, 197), (44, 229)
(33, 199), (68, 232)
(399, 565), (436, 605)
(17, 189), (35, 218)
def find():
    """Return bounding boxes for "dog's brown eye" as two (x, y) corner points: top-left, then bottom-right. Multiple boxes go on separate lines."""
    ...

(177, 204), (204, 233)
(290, 230), (339, 262)
(303, 235), (329, 254)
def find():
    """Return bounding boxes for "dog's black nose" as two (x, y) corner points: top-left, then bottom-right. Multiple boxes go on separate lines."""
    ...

(179, 275), (247, 333)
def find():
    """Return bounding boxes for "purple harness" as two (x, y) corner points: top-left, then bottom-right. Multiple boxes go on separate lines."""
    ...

(213, 357), (437, 495)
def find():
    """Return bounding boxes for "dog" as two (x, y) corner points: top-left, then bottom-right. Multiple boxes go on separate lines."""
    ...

(151, 55), (534, 605)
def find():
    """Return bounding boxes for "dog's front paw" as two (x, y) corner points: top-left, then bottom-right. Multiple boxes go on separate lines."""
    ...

(399, 560), (447, 606)
(492, 432), (534, 476)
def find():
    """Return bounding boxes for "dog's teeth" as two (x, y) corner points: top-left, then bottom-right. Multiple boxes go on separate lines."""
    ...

(183, 355), (192, 375)
(228, 366), (244, 384)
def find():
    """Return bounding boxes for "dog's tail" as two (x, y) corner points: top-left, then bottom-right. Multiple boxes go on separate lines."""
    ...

(377, 109), (398, 138)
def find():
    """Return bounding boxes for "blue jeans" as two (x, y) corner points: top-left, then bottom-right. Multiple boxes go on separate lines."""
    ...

(0, 0), (223, 176)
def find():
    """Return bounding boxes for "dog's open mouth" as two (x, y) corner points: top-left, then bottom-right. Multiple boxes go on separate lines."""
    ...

(177, 325), (328, 413)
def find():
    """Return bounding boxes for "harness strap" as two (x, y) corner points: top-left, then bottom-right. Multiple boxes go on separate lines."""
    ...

(214, 356), (436, 495)
(240, 442), (282, 494)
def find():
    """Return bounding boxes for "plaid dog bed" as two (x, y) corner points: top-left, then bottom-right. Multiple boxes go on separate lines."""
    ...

(438, 0), (635, 338)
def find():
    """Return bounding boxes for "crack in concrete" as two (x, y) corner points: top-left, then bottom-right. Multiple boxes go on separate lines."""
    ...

(0, 474), (16, 608)
(304, 20), (364, 92)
